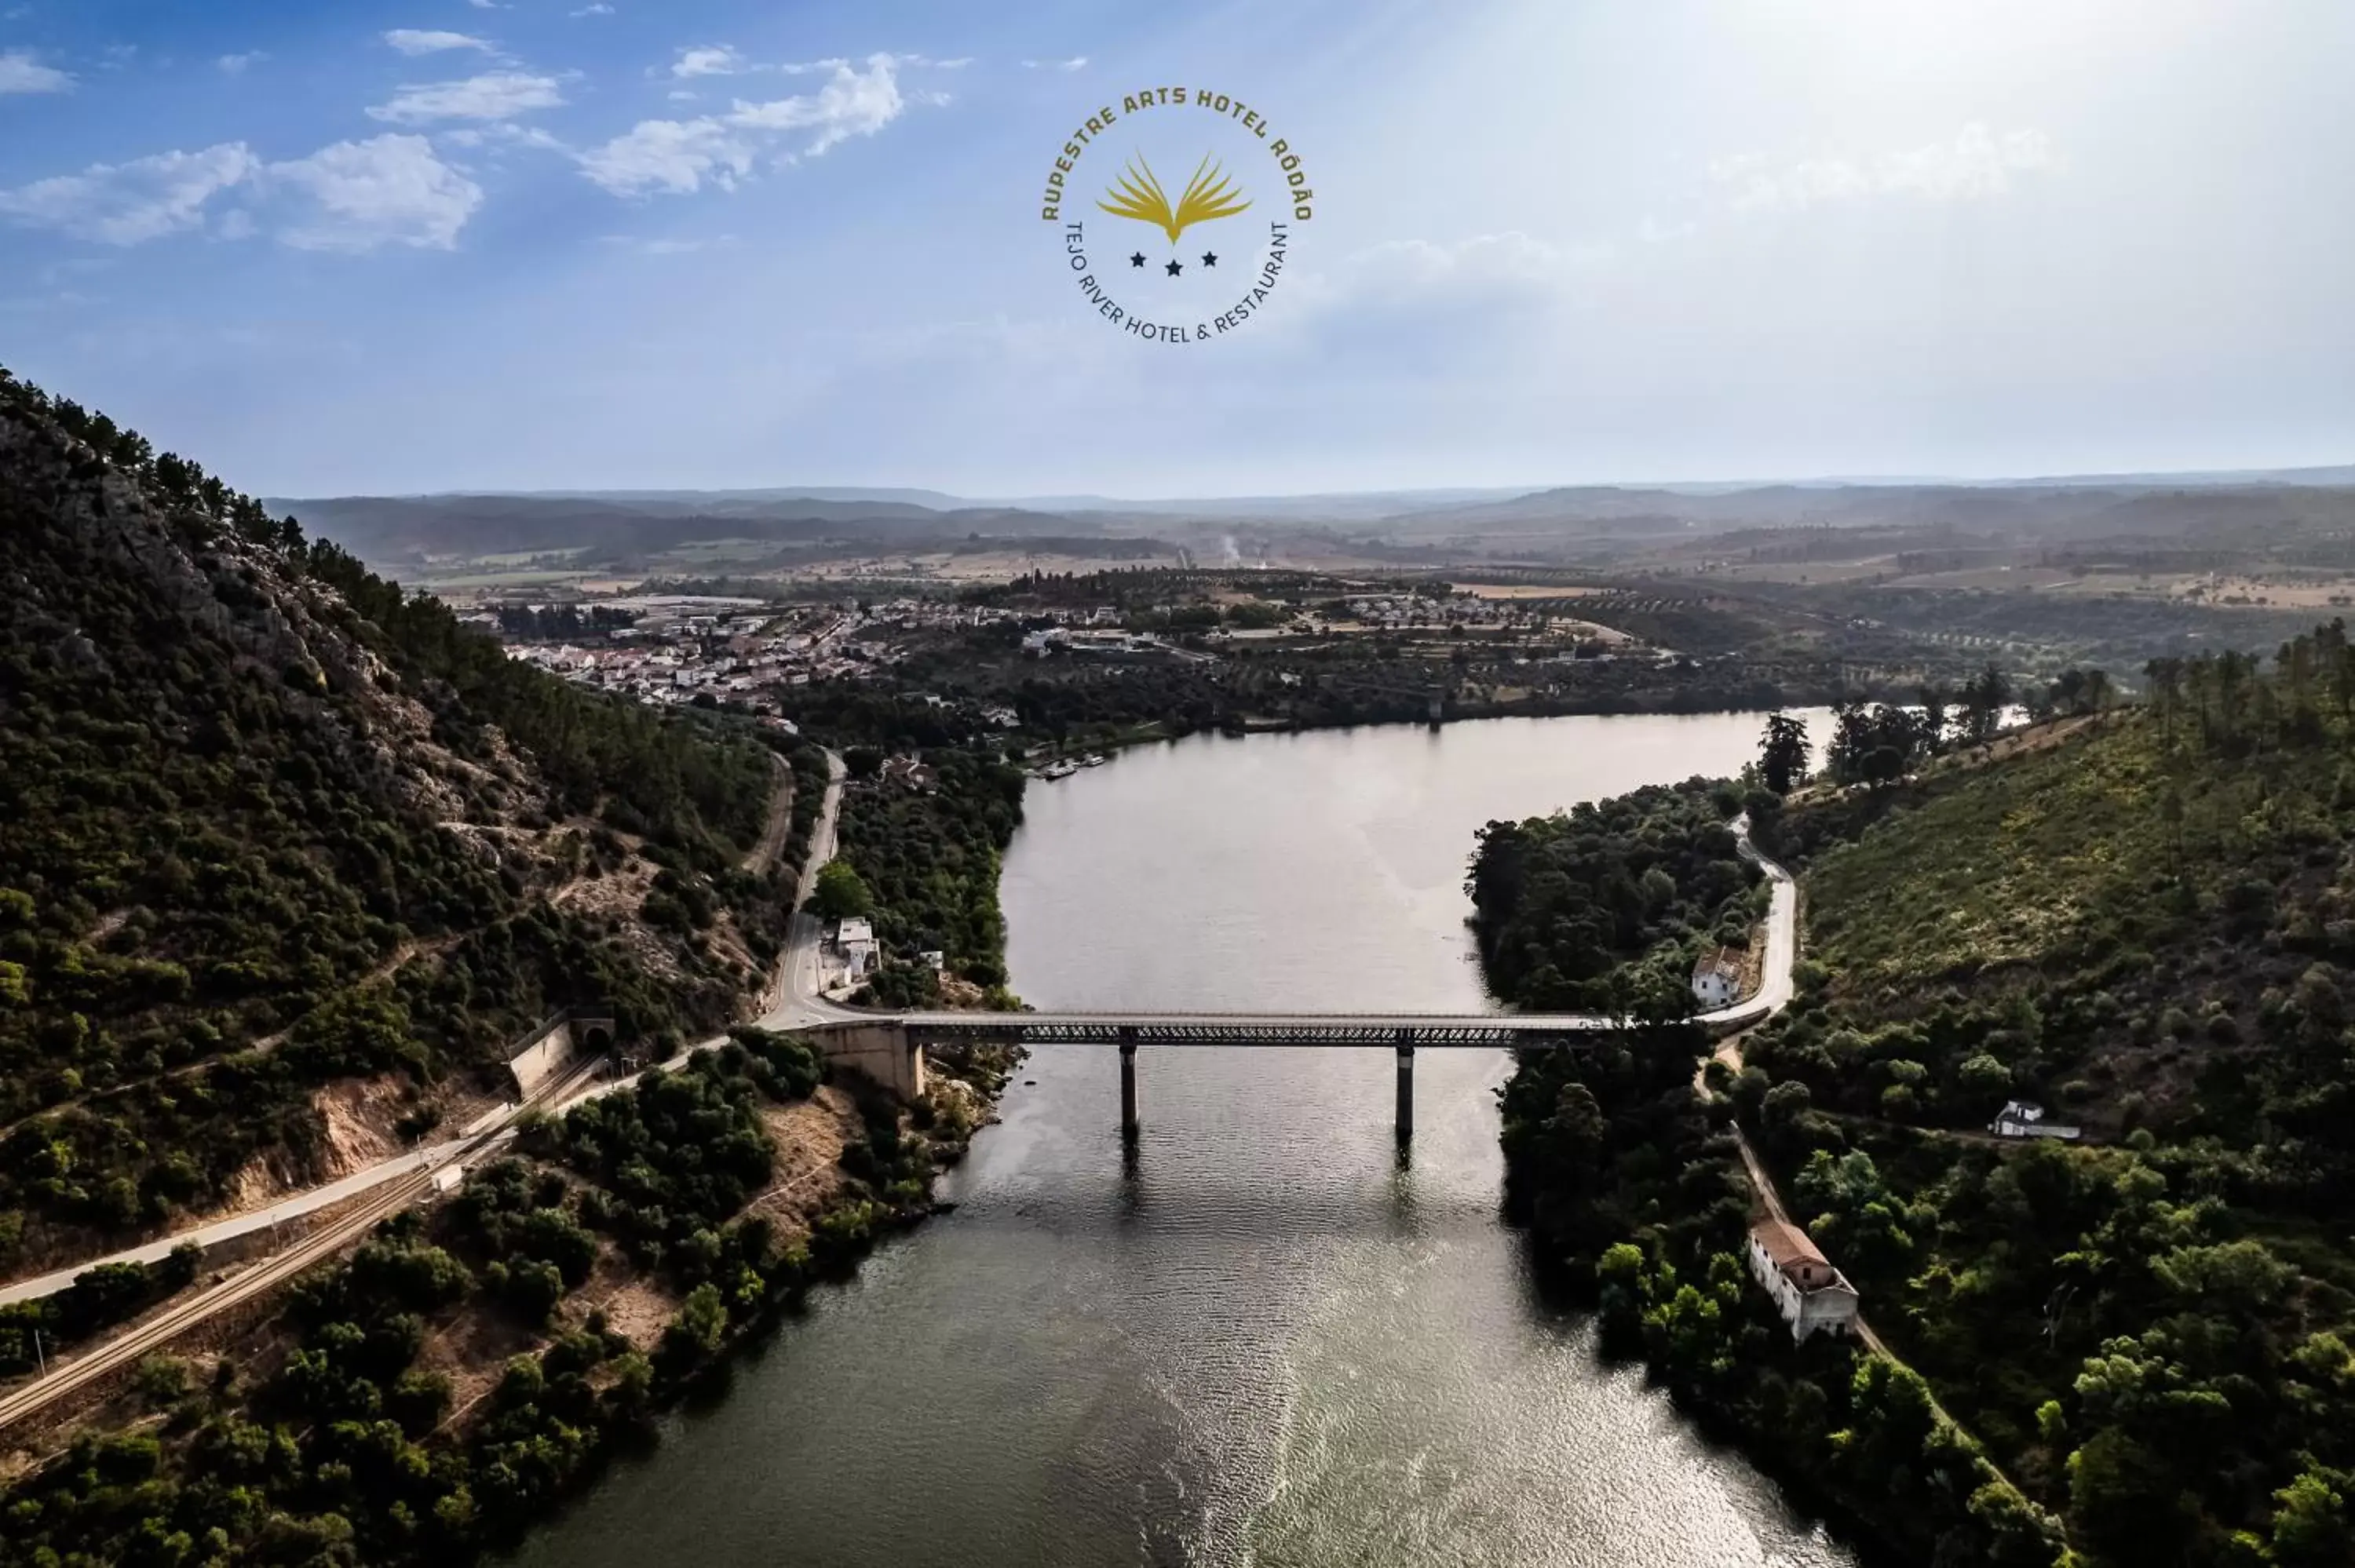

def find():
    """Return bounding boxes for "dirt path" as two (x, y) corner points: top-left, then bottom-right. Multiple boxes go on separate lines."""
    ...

(1707, 1033), (2024, 1497)
(740, 750), (797, 877)
(0, 936), (448, 1143)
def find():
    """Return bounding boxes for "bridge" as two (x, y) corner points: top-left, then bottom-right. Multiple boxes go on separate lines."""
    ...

(789, 812), (1798, 1143)
(817, 1011), (1653, 1143)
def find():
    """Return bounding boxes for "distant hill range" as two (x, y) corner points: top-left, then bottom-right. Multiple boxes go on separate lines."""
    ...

(269, 462), (2355, 571)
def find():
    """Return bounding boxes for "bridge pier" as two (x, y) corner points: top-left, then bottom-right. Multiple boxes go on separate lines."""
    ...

(1119, 1026), (1140, 1144)
(1395, 1029), (1415, 1141)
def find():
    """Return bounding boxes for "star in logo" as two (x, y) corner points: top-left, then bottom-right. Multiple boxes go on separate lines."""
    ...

(1165, 258), (1183, 276)
(1130, 252), (1146, 268)
(1201, 252), (1218, 268)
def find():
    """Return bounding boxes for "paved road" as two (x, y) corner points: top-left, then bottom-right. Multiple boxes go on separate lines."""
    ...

(0, 1129), (487, 1309)
(0, 753), (874, 1414)
(761, 749), (848, 1027)
(0, 789), (1793, 1424)
(0, 1056), (599, 1431)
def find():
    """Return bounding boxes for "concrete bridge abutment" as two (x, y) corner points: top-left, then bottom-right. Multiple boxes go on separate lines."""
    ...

(809, 1021), (926, 1101)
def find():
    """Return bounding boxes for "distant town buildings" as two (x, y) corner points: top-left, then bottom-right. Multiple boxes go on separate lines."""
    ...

(1690, 946), (1745, 1009)
(1745, 1218), (1860, 1343)
(492, 595), (1027, 720)
(1989, 1100), (2082, 1140)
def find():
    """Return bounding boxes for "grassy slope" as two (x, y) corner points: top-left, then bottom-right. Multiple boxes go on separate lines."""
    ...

(1744, 700), (2355, 1565)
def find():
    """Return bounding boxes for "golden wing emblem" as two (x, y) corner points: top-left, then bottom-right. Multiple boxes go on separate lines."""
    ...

(1097, 153), (1251, 243)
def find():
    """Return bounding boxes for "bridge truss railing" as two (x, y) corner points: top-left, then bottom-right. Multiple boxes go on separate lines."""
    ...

(900, 1018), (1606, 1048)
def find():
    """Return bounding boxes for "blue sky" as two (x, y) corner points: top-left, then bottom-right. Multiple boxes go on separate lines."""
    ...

(2, 0), (2350, 497)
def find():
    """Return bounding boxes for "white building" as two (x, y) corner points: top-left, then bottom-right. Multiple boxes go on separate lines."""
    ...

(1691, 946), (1744, 1009)
(1746, 1219), (1860, 1343)
(834, 917), (878, 980)
(1990, 1100), (2082, 1140)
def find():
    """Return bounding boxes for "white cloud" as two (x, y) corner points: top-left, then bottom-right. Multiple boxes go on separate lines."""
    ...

(0, 142), (258, 243)
(725, 56), (903, 155)
(601, 233), (733, 255)
(268, 134), (483, 251)
(216, 51), (266, 75)
(382, 28), (493, 56)
(369, 71), (564, 124)
(0, 46), (71, 93)
(571, 3), (614, 13)
(466, 0), (500, 8)
(0, 133), (481, 250)
(582, 54), (908, 196)
(579, 117), (755, 195)
(669, 44), (746, 79)
(1021, 57), (1087, 71)
(1714, 125), (2059, 213)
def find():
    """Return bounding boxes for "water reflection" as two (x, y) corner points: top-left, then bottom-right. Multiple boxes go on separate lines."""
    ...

(511, 713), (1853, 1568)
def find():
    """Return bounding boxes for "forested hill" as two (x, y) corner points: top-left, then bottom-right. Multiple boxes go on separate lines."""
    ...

(0, 366), (789, 1267)
(1738, 644), (2355, 1566)
(1466, 779), (1766, 1014)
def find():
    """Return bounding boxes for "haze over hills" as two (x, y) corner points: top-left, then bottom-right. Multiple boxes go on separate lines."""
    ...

(272, 460), (2355, 575)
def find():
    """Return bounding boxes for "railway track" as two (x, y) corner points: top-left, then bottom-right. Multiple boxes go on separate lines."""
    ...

(0, 1055), (604, 1434)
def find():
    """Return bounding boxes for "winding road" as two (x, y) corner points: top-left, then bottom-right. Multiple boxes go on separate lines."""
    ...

(0, 780), (1798, 1433)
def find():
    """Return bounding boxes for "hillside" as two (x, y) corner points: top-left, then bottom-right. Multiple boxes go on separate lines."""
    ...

(0, 366), (796, 1272)
(1738, 646), (2355, 1565)
(273, 492), (1091, 570)
(1466, 778), (1765, 1013)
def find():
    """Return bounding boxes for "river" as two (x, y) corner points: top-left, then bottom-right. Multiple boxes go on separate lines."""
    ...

(513, 711), (1854, 1568)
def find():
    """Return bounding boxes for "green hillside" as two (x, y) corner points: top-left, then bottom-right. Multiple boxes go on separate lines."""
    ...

(0, 366), (794, 1269)
(1741, 644), (2355, 1566)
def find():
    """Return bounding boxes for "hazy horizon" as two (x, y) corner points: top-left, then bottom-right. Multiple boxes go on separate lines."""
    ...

(264, 455), (2355, 509)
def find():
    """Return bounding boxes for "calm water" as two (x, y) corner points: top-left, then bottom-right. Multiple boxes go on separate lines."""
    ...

(514, 712), (1853, 1568)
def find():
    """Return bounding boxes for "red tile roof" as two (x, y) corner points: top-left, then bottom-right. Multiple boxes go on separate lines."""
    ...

(1751, 1218), (1828, 1272)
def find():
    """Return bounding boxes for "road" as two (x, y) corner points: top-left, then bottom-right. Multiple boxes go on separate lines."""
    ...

(0, 751), (878, 1417)
(0, 1055), (601, 1432)
(0, 1126), (487, 1309)
(0, 784), (1785, 1424)
(876, 811), (1798, 1041)
(759, 749), (849, 1027)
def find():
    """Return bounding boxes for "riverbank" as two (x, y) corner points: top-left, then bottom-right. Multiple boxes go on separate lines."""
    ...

(1480, 771), (2066, 1566)
(503, 709), (1862, 1568)
(1016, 685), (1857, 768)
(0, 1024), (1025, 1559)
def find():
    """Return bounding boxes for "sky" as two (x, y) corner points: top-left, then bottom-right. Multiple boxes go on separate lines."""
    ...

(1, 0), (2350, 498)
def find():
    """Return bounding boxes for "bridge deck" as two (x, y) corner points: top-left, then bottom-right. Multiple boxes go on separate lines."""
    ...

(892, 1011), (1621, 1046)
